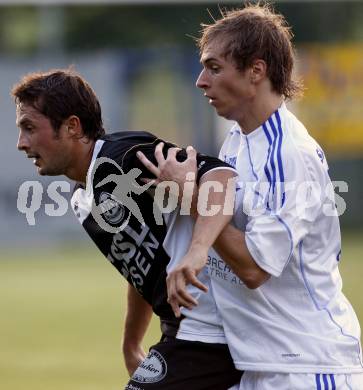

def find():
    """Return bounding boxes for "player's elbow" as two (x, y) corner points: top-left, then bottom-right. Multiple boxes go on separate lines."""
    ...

(243, 269), (270, 289)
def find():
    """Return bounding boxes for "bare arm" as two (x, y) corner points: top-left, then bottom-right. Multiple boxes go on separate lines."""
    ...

(166, 168), (236, 316)
(122, 285), (153, 376)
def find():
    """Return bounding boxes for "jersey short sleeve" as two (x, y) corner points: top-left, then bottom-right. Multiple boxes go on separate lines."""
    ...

(245, 143), (329, 277)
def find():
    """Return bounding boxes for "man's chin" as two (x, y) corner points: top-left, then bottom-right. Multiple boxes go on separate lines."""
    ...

(216, 108), (230, 120)
(37, 166), (59, 176)
(36, 166), (46, 175)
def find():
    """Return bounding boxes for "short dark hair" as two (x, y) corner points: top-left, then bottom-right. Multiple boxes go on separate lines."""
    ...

(12, 68), (106, 139)
(197, 4), (303, 99)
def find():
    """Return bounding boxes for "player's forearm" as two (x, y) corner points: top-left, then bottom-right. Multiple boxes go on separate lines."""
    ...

(214, 224), (270, 289)
(189, 169), (236, 253)
(165, 170), (237, 316)
(122, 285), (153, 350)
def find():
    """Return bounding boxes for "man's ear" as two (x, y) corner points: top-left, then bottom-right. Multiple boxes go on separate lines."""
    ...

(65, 115), (82, 138)
(250, 59), (267, 83)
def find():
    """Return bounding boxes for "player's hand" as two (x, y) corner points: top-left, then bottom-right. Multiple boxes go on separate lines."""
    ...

(136, 142), (197, 188)
(122, 342), (146, 376)
(166, 245), (209, 318)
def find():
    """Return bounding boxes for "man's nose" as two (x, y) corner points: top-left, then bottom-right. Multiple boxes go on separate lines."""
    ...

(196, 69), (209, 89)
(17, 131), (29, 151)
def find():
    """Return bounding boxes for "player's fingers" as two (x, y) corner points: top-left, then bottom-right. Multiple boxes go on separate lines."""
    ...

(154, 142), (166, 165)
(166, 274), (178, 303)
(167, 273), (196, 309)
(172, 293), (195, 310)
(169, 298), (181, 318)
(176, 289), (198, 307)
(136, 151), (160, 177)
(185, 145), (197, 161)
(174, 272), (198, 307)
(166, 277), (183, 317)
(167, 147), (181, 161)
(188, 273), (208, 293)
(140, 177), (158, 186)
(167, 273), (183, 305)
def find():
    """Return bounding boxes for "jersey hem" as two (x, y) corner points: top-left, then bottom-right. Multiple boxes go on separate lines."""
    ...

(199, 166), (238, 182)
(233, 362), (363, 374)
(176, 331), (227, 344)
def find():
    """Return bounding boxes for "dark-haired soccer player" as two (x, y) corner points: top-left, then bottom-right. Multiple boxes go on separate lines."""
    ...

(13, 68), (242, 389)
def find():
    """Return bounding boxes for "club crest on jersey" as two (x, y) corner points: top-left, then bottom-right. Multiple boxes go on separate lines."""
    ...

(224, 155), (237, 168)
(89, 156), (153, 233)
(98, 191), (127, 225)
(316, 147), (325, 164)
(131, 349), (167, 384)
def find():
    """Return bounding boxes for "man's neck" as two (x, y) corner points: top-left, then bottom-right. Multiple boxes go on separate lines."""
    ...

(237, 91), (283, 134)
(66, 139), (96, 185)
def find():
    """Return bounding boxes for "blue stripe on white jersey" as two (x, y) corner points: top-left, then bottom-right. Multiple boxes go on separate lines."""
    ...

(262, 110), (285, 211)
(322, 374), (329, 389)
(262, 123), (273, 210)
(329, 374), (336, 390)
(267, 117), (278, 208)
(269, 115), (281, 210)
(275, 110), (286, 206)
(316, 374), (336, 390)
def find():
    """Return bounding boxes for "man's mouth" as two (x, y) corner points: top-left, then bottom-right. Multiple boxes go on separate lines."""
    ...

(27, 154), (41, 165)
(205, 95), (216, 104)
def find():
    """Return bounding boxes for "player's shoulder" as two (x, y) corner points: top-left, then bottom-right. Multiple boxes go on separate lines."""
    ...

(101, 130), (158, 147)
(281, 106), (327, 162)
(278, 106), (329, 178)
(98, 130), (158, 159)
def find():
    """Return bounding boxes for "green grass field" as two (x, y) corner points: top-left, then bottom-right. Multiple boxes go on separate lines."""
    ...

(1, 231), (362, 390)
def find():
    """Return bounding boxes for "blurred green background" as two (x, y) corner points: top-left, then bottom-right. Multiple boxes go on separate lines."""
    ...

(1, 1), (362, 389)
(0, 245), (161, 389)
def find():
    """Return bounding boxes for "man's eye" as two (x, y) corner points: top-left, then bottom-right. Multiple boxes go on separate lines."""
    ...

(211, 66), (220, 74)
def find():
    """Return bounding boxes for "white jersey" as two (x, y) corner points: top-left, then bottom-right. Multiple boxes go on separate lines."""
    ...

(164, 211), (227, 344)
(208, 103), (363, 373)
